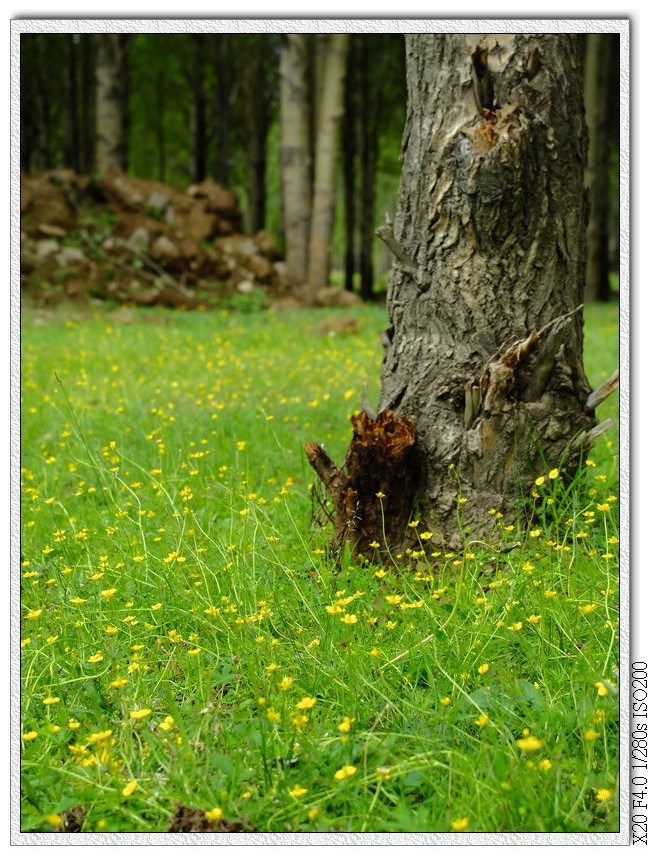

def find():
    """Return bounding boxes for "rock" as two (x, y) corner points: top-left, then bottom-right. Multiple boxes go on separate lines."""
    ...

(314, 287), (363, 308)
(146, 190), (170, 215)
(254, 230), (281, 260)
(247, 254), (273, 283)
(56, 246), (87, 267)
(237, 279), (255, 294)
(35, 239), (60, 259)
(37, 223), (68, 238)
(127, 226), (150, 251)
(151, 235), (180, 263)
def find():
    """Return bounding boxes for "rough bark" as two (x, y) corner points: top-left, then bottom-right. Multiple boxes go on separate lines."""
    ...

(584, 34), (615, 302)
(95, 34), (130, 174)
(375, 34), (597, 549)
(306, 34), (349, 300)
(280, 34), (312, 287)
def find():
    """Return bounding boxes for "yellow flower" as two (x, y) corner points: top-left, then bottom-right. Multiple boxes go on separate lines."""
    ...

(69, 597), (87, 606)
(338, 716), (356, 733)
(507, 621), (523, 631)
(101, 588), (117, 599)
(204, 807), (223, 821)
(440, 697), (452, 706)
(579, 603), (597, 614)
(340, 613), (357, 624)
(451, 817), (469, 831)
(516, 735), (544, 752)
(334, 764), (357, 781)
(42, 696), (60, 706)
(44, 814), (63, 828)
(110, 678), (128, 689)
(87, 652), (104, 663)
(529, 529), (541, 538)
(288, 785), (308, 798)
(475, 714), (489, 728)
(159, 716), (175, 732)
(22, 731), (38, 741)
(478, 663), (489, 675)
(535, 476), (545, 486)
(296, 696), (316, 710)
(122, 780), (138, 797)
(527, 614), (541, 624)
(548, 468), (559, 479)
(584, 729), (600, 742)
(277, 676), (293, 691)
(538, 759), (552, 771)
(25, 609), (43, 620)
(596, 788), (613, 802)
(266, 707), (281, 723)
(385, 595), (403, 606)
(129, 708), (152, 720)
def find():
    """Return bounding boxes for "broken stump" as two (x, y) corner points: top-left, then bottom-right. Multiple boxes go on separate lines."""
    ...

(304, 409), (418, 563)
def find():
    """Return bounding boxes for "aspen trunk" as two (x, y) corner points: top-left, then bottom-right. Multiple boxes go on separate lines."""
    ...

(306, 34), (349, 299)
(280, 34), (312, 287)
(95, 34), (130, 174)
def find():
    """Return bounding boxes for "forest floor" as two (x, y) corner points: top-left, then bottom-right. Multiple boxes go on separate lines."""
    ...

(19, 299), (620, 835)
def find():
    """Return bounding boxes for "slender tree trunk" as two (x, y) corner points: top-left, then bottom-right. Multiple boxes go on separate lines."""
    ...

(306, 34), (349, 300)
(244, 43), (271, 234)
(79, 35), (95, 173)
(213, 36), (232, 187)
(342, 37), (358, 292)
(63, 35), (80, 172)
(95, 34), (130, 174)
(280, 33), (312, 287)
(359, 37), (377, 300)
(584, 34), (614, 302)
(192, 34), (208, 184)
(155, 68), (167, 182)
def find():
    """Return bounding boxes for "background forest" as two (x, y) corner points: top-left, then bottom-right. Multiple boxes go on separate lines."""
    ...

(20, 32), (619, 304)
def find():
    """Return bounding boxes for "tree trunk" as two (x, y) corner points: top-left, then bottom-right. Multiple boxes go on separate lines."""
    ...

(307, 34), (614, 559)
(358, 37), (378, 301)
(280, 34), (312, 287)
(63, 35), (81, 173)
(375, 33), (599, 548)
(192, 35), (208, 184)
(342, 37), (358, 293)
(95, 34), (130, 174)
(244, 41), (272, 234)
(213, 36), (232, 187)
(306, 34), (349, 300)
(584, 34), (614, 302)
(79, 35), (95, 173)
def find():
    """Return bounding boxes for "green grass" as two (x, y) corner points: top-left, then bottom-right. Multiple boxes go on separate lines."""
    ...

(19, 300), (620, 834)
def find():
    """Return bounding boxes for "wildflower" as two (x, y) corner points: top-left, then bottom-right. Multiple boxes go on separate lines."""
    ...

(440, 697), (452, 706)
(159, 716), (175, 732)
(579, 603), (597, 614)
(100, 588), (117, 600)
(584, 729), (600, 742)
(86, 729), (113, 745)
(376, 491), (385, 499)
(596, 789), (613, 802)
(296, 697), (316, 710)
(451, 817), (469, 831)
(334, 765), (357, 781)
(538, 759), (552, 771)
(25, 609), (43, 620)
(475, 714), (489, 728)
(188, 647), (202, 656)
(529, 529), (542, 538)
(527, 614), (541, 624)
(535, 476), (545, 486)
(597, 502), (610, 512)
(42, 696), (60, 706)
(22, 731), (38, 741)
(291, 714), (309, 730)
(129, 708), (152, 720)
(87, 652), (104, 664)
(277, 677), (293, 691)
(517, 735), (544, 752)
(338, 716), (356, 733)
(266, 663), (280, 672)
(307, 638), (320, 649)
(266, 707), (281, 723)
(122, 780), (138, 798)
(385, 595), (403, 606)
(204, 807), (223, 821)
(341, 613), (358, 624)
(288, 785), (308, 798)
(376, 766), (392, 780)
(44, 814), (63, 828)
(110, 678), (129, 689)
(478, 663), (489, 675)
(507, 622), (523, 632)
(548, 468), (559, 480)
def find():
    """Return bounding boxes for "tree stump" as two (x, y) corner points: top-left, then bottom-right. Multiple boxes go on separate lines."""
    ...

(304, 409), (418, 563)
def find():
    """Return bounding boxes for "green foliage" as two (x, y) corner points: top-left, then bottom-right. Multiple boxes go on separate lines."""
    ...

(20, 302), (619, 833)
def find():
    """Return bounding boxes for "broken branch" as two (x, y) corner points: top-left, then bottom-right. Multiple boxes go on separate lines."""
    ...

(375, 217), (418, 276)
(586, 369), (619, 410)
(572, 417), (614, 451)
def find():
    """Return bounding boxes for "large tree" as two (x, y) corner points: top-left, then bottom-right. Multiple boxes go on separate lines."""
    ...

(307, 33), (616, 556)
